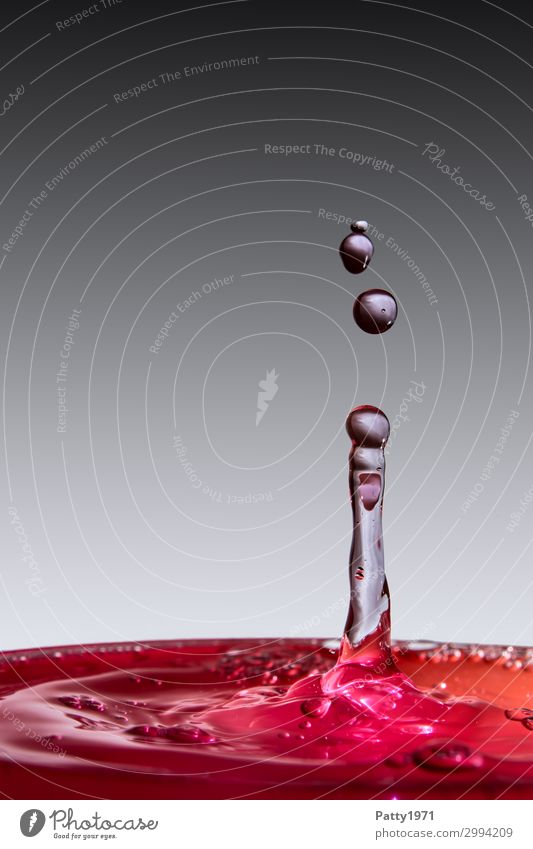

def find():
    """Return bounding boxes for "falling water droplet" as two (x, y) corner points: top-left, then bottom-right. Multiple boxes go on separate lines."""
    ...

(339, 221), (374, 274)
(353, 289), (398, 334)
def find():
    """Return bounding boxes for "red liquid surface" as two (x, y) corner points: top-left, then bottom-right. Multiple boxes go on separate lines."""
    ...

(1, 638), (533, 800)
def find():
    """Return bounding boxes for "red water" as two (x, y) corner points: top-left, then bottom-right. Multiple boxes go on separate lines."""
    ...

(1, 638), (533, 799)
(3, 209), (531, 800)
(2, 405), (533, 799)
(2, 390), (532, 800)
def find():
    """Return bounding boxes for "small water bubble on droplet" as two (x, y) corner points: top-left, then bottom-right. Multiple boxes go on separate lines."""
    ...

(277, 731), (290, 739)
(299, 720), (312, 729)
(301, 698), (331, 718)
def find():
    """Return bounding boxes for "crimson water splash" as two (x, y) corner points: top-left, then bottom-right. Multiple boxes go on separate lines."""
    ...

(1, 404), (533, 799)
(1, 214), (533, 798)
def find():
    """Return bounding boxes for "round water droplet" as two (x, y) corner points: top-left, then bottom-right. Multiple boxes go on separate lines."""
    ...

(346, 405), (390, 448)
(353, 289), (397, 334)
(301, 697), (331, 718)
(339, 221), (374, 274)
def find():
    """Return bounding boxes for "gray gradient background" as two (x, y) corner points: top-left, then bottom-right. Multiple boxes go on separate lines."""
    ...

(1, 0), (532, 651)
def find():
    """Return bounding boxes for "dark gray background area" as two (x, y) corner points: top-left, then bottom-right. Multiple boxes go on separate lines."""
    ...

(1, 0), (532, 650)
